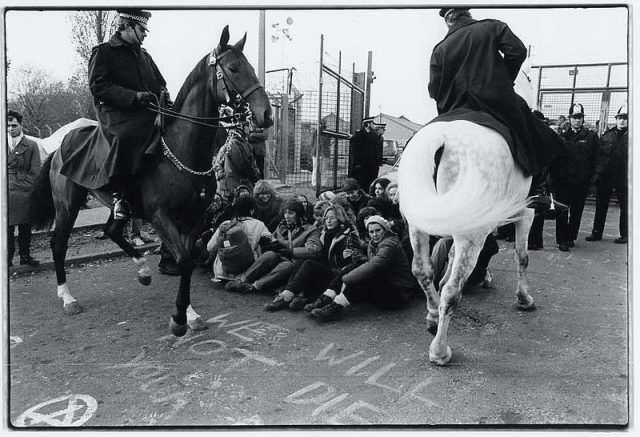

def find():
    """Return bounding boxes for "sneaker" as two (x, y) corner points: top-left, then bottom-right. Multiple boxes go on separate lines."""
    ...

(615, 236), (627, 244)
(311, 302), (344, 322)
(304, 294), (333, 313)
(19, 256), (40, 266)
(131, 236), (145, 247)
(289, 296), (308, 311)
(264, 297), (290, 312)
(585, 233), (602, 242)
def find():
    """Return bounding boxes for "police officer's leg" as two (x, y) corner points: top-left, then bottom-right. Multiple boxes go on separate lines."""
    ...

(568, 185), (589, 243)
(614, 173), (628, 241)
(589, 175), (612, 239)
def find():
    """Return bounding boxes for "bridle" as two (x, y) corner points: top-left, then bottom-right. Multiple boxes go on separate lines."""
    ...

(146, 46), (265, 178)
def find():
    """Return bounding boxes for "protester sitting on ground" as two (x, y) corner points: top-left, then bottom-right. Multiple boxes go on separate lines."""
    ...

(253, 180), (284, 232)
(369, 177), (392, 200)
(330, 192), (357, 226)
(304, 215), (419, 322)
(296, 194), (315, 224)
(224, 198), (321, 294)
(341, 178), (371, 214)
(430, 234), (499, 292)
(206, 196), (272, 282)
(386, 182), (399, 204)
(355, 206), (380, 243)
(264, 203), (365, 311)
(195, 193), (233, 269)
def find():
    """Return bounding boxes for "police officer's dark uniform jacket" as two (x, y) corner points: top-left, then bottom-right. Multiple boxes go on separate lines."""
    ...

(428, 16), (559, 176)
(349, 127), (381, 189)
(596, 126), (628, 183)
(60, 33), (166, 189)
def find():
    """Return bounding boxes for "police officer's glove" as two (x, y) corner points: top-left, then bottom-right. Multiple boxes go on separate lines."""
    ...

(136, 91), (156, 106)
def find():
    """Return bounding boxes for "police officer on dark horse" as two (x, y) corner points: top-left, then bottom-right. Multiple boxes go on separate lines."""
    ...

(30, 10), (273, 336)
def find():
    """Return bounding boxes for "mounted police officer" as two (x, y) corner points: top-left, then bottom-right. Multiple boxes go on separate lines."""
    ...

(88, 8), (168, 220)
(586, 104), (628, 244)
(429, 8), (560, 203)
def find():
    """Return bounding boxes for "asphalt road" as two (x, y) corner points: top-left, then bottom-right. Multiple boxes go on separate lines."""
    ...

(7, 206), (628, 428)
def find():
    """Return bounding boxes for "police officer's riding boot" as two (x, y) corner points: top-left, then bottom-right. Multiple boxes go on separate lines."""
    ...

(112, 192), (130, 221)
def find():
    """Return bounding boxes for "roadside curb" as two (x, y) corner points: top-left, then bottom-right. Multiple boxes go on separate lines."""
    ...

(9, 242), (161, 277)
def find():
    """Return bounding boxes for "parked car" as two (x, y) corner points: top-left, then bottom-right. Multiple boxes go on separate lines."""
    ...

(382, 139), (400, 165)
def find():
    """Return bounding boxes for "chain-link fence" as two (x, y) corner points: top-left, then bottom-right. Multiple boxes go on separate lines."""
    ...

(531, 62), (628, 134)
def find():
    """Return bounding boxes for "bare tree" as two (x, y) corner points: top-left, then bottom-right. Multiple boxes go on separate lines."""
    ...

(8, 65), (53, 131)
(68, 10), (117, 67)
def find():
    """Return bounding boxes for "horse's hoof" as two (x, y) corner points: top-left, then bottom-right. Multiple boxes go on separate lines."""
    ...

(515, 300), (536, 312)
(169, 317), (188, 337)
(138, 275), (152, 286)
(63, 301), (83, 315)
(188, 317), (208, 331)
(429, 345), (453, 366)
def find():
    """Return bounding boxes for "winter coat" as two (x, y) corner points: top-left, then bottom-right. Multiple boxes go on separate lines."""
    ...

(349, 128), (382, 188)
(554, 126), (600, 186)
(319, 225), (365, 271)
(595, 127), (628, 179)
(342, 232), (417, 292)
(60, 34), (166, 187)
(346, 191), (371, 215)
(8, 136), (42, 225)
(272, 222), (322, 260)
(428, 18), (558, 176)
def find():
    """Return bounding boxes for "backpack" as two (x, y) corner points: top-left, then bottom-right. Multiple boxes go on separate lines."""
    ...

(217, 219), (254, 275)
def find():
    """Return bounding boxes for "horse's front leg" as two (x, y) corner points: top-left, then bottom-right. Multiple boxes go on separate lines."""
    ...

(430, 234), (484, 365)
(152, 213), (207, 336)
(103, 214), (151, 286)
(514, 208), (536, 310)
(409, 224), (439, 335)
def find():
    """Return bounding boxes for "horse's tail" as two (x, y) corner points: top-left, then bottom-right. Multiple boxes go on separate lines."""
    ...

(29, 153), (56, 230)
(398, 120), (530, 237)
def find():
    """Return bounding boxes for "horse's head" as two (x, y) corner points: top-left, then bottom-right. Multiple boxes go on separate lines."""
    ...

(212, 25), (273, 128)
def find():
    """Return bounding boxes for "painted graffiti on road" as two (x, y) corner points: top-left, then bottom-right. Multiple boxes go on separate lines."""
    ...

(285, 343), (439, 424)
(15, 394), (97, 427)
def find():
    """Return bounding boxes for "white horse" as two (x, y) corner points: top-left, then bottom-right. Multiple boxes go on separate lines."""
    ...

(398, 119), (535, 365)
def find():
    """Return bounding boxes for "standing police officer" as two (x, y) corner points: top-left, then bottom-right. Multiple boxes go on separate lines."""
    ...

(349, 117), (382, 190)
(87, 9), (168, 220)
(586, 104), (628, 244)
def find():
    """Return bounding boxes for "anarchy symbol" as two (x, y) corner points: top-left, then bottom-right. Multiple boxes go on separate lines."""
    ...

(15, 394), (98, 427)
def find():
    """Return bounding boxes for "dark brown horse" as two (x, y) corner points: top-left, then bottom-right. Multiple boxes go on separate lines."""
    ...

(29, 26), (273, 336)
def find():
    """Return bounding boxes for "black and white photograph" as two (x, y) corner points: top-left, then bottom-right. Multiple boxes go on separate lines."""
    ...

(1, 0), (633, 432)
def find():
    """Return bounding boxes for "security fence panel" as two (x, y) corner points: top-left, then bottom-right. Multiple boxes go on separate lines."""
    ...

(533, 62), (627, 135)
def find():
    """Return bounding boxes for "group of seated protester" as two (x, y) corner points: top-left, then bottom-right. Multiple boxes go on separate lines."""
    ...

(194, 176), (500, 323)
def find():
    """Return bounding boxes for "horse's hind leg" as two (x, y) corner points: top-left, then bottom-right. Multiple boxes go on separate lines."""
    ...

(103, 214), (152, 286)
(409, 225), (440, 336)
(430, 233), (485, 365)
(514, 208), (536, 311)
(51, 184), (86, 315)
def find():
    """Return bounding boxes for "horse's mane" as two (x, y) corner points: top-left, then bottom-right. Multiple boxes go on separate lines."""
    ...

(170, 53), (211, 116)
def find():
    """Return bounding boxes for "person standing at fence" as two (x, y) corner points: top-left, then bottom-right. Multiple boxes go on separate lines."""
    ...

(551, 103), (600, 251)
(349, 117), (382, 189)
(585, 104), (628, 244)
(7, 109), (42, 266)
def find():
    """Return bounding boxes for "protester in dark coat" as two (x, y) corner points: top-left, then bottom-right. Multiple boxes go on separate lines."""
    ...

(551, 104), (599, 251)
(264, 204), (364, 311)
(341, 178), (371, 215)
(586, 104), (628, 244)
(61, 9), (168, 219)
(7, 110), (41, 266)
(306, 215), (418, 322)
(428, 8), (559, 179)
(349, 117), (382, 189)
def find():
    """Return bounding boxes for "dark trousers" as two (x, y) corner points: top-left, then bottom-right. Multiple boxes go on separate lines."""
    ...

(243, 251), (295, 292)
(255, 155), (265, 179)
(342, 278), (411, 309)
(554, 184), (589, 244)
(285, 259), (344, 300)
(528, 210), (545, 248)
(8, 224), (33, 261)
(592, 175), (627, 238)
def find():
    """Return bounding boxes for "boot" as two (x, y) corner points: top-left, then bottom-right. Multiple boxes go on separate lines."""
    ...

(585, 232), (602, 242)
(113, 192), (130, 221)
(311, 302), (344, 322)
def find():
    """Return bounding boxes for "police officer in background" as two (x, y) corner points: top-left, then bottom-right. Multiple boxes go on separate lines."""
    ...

(349, 117), (382, 190)
(86, 9), (169, 220)
(586, 104), (628, 244)
(551, 103), (600, 251)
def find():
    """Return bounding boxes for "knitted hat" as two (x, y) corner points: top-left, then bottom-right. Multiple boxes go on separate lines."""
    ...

(365, 215), (390, 232)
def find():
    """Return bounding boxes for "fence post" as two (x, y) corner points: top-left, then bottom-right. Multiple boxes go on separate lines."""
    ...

(315, 34), (324, 197)
(280, 93), (289, 184)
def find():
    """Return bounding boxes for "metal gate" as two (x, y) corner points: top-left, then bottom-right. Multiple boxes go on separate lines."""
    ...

(532, 62), (627, 134)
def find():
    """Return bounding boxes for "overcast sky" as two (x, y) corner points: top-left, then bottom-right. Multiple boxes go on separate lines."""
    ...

(4, 2), (629, 124)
